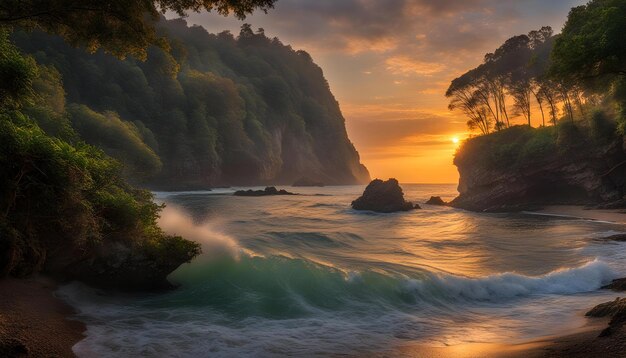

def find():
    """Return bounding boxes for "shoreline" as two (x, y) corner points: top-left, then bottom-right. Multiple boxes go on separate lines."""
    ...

(0, 276), (85, 357)
(1, 206), (623, 357)
(394, 316), (623, 357)
(533, 205), (626, 224)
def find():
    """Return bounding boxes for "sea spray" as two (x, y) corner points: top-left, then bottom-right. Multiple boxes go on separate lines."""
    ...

(59, 256), (619, 357)
(57, 185), (626, 356)
(157, 205), (242, 259)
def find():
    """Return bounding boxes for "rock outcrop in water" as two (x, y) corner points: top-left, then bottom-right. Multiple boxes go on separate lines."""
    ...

(352, 179), (418, 213)
(451, 126), (626, 212)
(603, 278), (626, 291)
(425, 196), (446, 206)
(234, 187), (296, 196)
(586, 297), (626, 337)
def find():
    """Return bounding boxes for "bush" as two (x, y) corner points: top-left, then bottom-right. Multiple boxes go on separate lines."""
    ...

(590, 109), (617, 141)
(519, 127), (557, 163)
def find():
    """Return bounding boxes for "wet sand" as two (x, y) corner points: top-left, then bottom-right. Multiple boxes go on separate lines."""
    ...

(536, 205), (626, 224)
(0, 277), (85, 357)
(390, 317), (623, 357)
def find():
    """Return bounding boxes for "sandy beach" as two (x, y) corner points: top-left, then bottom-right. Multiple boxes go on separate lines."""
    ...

(0, 277), (85, 357)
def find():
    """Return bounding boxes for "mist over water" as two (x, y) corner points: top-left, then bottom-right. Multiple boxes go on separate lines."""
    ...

(60, 184), (626, 356)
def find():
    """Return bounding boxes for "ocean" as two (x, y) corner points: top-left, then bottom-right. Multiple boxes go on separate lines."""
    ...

(59, 184), (626, 356)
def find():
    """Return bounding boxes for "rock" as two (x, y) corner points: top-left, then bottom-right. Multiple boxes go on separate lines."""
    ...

(601, 234), (626, 242)
(450, 126), (626, 212)
(586, 297), (626, 337)
(603, 278), (626, 291)
(352, 179), (419, 213)
(292, 178), (325, 187)
(425, 196), (446, 206)
(233, 187), (297, 197)
(66, 238), (199, 291)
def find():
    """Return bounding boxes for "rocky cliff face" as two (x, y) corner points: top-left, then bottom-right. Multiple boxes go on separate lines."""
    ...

(451, 126), (626, 212)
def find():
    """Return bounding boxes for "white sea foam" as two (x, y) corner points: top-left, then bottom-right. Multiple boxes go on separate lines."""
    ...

(409, 259), (616, 302)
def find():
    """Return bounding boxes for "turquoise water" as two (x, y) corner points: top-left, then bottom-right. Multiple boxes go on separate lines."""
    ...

(60, 184), (626, 356)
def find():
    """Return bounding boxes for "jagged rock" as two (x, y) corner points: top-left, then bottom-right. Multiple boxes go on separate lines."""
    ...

(586, 297), (626, 337)
(292, 178), (325, 187)
(450, 126), (626, 212)
(234, 187), (297, 197)
(352, 179), (419, 213)
(66, 239), (199, 291)
(603, 278), (626, 291)
(425, 196), (446, 206)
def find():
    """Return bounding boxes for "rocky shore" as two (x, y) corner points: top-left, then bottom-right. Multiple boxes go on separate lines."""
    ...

(451, 126), (626, 212)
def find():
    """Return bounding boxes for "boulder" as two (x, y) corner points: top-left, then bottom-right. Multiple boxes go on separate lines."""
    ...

(351, 179), (419, 213)
(586, 297), (626, 337)
(603, 278), (626, 291)
(234, 186), (297, 196)
(425, 196), (446, 206)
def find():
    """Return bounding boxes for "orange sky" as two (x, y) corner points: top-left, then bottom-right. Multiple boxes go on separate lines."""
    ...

(180, 0), (585, 183)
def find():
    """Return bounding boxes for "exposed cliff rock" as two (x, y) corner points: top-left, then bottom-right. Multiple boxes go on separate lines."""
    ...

(352, 179), (419, 213)
(451, 125), (626, 212)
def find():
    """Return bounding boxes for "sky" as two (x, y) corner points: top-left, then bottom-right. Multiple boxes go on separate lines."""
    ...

(176, 0), (586, 183)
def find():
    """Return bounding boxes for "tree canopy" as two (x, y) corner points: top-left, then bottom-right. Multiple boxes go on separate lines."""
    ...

(551, 0), (626, 81)
(0, 0), (276, 59)
(13, 19), (370, 188)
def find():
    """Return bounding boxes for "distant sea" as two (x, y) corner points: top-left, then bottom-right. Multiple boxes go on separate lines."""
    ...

(59, 184), (626, 356)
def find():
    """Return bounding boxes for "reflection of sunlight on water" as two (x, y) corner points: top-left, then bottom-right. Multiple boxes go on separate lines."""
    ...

(61, 184), (626, 356)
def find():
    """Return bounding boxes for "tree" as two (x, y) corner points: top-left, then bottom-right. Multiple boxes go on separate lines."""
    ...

(0, 0), (276, 59)
(551, 0), (626, 81)
(447, 28), (556, 133)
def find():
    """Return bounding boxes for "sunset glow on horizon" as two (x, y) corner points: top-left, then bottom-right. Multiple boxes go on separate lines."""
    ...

(181, 0), (586, 183)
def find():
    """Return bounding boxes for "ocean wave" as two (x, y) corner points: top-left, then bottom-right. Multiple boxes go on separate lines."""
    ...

(59, 255), (617, 357)
(160, 254), (617, 319)
(411, 259), (615, 302)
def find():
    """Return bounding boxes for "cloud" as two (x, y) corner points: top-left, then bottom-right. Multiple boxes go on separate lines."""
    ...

(385, 56), (446, 76)
(178, 0), (586, 182)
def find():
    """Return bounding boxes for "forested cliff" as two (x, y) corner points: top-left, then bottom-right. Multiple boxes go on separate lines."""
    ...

(12, 18), (370, 188)
(448, 0), (626, 211)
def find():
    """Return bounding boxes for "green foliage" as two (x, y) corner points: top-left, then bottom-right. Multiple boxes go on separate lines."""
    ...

(0, 0), (275, 59)
(590, 109), (617, 140)
(0, 32), (200, 282)
(551, 0), (626, 82)
(520, 127), (557, 161)
(67, 104), (162, 180)
(455, 126), (557, 170)
(0, 29), (37, 109)
(12, 19), (370, 187)
(556, 121), (584, 150)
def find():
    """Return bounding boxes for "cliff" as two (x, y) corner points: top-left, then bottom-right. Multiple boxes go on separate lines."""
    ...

(451, 124), (626, 212)
(12, 19), (370, 188)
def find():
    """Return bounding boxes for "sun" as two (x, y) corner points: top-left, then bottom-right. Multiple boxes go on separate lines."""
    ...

(452, 136), (460, 144)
